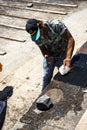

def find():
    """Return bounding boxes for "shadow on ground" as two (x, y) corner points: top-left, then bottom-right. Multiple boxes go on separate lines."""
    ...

(54, 53), (87, 87)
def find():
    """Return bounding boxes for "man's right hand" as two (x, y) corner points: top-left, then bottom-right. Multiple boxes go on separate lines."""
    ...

(63, 57), (71, 67)
(44, 55), (54, 63)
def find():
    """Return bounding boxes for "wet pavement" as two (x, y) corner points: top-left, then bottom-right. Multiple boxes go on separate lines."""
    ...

(18, 80), (86, 130)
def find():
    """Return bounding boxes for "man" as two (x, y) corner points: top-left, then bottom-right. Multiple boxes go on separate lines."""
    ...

(26, 18), (75, 91)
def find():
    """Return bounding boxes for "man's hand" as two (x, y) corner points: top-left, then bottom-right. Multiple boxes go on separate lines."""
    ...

(45, 55), (54, 63)
(63, 57), (71, 67)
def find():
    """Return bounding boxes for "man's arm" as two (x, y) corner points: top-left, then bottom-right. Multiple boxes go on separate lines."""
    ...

(62, 29), (75, 67)
(39, 45), (54, 63)
(39, 45), (50, 57)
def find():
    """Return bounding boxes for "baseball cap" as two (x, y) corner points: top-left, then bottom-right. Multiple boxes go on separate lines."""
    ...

(26, 19), (41, 41)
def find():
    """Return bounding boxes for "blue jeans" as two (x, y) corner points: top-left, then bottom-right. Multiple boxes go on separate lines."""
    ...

(42, 56), (65, 91)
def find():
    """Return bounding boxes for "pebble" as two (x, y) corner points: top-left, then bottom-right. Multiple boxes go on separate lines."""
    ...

(27, 3), (33, 7)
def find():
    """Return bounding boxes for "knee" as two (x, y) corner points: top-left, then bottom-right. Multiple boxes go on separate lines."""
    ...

(43, 72), (53, 81)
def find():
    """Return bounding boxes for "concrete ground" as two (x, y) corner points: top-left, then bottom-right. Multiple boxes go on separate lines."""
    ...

(0, 0), (87, 130)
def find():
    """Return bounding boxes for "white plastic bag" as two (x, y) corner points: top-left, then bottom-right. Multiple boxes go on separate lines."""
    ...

(59, 64), (71, 75)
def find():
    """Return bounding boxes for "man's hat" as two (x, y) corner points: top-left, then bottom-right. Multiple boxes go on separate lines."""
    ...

(26, 19), (41, 41)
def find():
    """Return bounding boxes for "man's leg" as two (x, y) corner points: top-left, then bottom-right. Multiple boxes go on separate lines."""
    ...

(42, 58), (55, 91)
